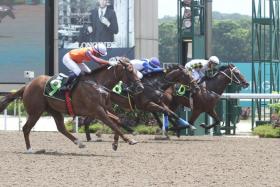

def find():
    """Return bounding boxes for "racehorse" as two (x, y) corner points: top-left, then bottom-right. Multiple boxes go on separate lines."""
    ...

(0, 6), (15, 23)
(153, 64), (249, 133)
(81, 66), (199, 147)
(0, 57), (144, 152)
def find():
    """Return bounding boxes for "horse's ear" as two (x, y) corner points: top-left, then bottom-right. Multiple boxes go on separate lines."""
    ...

(229, 64), (235, 68)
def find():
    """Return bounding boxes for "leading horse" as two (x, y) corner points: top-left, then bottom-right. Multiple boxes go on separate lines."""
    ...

(0, 58), (144, 152)
(154, 64), (249, 134)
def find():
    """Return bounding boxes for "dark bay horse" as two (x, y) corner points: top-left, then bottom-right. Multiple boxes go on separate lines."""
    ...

(0, 58), (144, 152)
(156, 64), (249, 132)
(0, 6), (15, 23)
(82, 66), (199, 146)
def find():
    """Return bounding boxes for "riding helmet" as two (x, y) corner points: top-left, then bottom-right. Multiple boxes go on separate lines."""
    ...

(93, 43), (107, 56)
(149, 57), (161, 68)
(209, 56), (219, 65)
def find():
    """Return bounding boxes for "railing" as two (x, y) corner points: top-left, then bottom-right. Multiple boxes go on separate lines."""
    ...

(221, 93), (280, 99)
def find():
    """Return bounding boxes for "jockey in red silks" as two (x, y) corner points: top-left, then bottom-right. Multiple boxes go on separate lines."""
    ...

(62, 43), (117, 89)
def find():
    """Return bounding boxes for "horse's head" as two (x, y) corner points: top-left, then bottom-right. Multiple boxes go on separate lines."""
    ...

(166, 65), (200, 93)
(114, 57), (144, 94)
(220, 64), (249, 88)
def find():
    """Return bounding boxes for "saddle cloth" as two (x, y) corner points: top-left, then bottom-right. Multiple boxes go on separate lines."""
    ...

(43, 73), (70, 101)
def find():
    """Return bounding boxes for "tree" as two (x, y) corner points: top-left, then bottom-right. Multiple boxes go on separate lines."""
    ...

(159, 18), (178, 63)
(158, 13), (252, 62)
(212, 19), (251, 61)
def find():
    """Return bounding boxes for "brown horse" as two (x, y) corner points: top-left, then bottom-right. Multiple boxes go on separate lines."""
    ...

(82, 66), (199, 146)
(0, 57), (144, 152)
(155, 64), (249, 133)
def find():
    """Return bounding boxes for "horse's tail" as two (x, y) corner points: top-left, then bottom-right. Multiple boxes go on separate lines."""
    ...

(0, 86), (25, 113)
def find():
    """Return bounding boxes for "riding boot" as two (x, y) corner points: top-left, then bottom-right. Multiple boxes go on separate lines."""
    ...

(61, 73), (77, 91)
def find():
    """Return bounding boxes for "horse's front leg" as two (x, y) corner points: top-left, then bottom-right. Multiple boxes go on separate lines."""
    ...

(145, 102), (196, 130)
(200, 110), (221, 130)
(160, 103), (196, 130)
(81, 117), (93, 141)
(96, 109), (137, 146)
(106, 111), (137, 151)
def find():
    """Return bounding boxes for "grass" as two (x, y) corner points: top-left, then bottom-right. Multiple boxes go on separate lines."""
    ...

(65, 119), (161, 135)
(133, 125), (159, 135)
(253, 125), (280, 138)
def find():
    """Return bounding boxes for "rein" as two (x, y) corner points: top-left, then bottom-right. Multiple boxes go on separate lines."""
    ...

(127, 92), (134, 111)
(84, 79), (135, 111)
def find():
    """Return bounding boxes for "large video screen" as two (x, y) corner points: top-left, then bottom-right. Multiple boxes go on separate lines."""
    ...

(0, 0), (46, 83)
(58, 0), (135, 73)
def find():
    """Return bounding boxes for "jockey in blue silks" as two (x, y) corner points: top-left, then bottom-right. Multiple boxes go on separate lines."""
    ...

(130, 57), (163, 79)
(130, 57), (196, 131)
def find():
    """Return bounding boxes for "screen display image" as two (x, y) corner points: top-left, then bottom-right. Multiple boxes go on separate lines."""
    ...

(0, 0), (46, 83)
(58, 0), (135, 73)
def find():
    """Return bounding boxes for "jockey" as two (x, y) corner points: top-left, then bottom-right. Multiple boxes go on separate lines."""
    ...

(185, 56), (219, 83)
(62, 43), (118, 89)
(130, 57), (163, 79)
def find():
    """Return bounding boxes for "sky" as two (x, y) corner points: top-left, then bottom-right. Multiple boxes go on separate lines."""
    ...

(158, 0), (252, 18)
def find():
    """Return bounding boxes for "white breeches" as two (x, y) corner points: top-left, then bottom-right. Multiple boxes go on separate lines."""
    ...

(63, 53), (91, 76)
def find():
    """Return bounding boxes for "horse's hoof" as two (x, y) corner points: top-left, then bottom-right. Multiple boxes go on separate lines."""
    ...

(189, 125), (197, 130)
(79, 144), (86, 148)
(200, 123), (206, 128)
(112, 143), (118, 151)
(176, 131), (181, 138)
(129, 139), (138, 145)
(25, 148), (33, 154)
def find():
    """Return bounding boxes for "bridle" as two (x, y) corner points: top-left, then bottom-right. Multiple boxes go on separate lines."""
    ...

(113, 59), (143, 95)
(219, 66), (243, 85)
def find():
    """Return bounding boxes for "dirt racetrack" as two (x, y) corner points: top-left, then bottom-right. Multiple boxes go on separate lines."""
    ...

(0, 131), (279, 187)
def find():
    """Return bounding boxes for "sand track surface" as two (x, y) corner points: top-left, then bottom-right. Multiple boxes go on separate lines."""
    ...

(0, 132), (279, 187)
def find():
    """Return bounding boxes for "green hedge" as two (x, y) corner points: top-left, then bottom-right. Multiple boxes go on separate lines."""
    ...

(133, 125), (158, 135)
(253, 125), (280, 138)
(65, 119), (161, 135)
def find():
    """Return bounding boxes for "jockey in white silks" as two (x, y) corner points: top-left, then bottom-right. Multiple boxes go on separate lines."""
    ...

(185, 56), (220, 83)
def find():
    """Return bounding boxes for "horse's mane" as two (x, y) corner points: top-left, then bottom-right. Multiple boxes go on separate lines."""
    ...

(218, 65), (229, 71)
(89, 64), (110, 75)
(88, 56), (131, 76)
(164, 64), (184, 73)
(210, 64), (236, 80)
